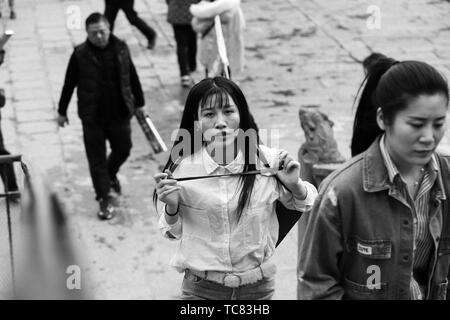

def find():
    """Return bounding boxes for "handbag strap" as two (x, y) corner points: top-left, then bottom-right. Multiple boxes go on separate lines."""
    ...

(200, 0), (216, 38)
(201, 23), (214, 38)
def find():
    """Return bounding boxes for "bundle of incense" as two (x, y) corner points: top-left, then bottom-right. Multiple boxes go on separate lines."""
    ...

(135, 111), (168, 154)
(174, 166), (280, 182)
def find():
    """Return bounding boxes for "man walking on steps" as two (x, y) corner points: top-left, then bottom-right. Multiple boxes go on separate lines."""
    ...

(57, 13), (146, 220)
(104, 0), (157, 49)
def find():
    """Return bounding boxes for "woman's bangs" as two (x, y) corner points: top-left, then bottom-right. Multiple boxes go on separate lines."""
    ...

(200, 87), (230, 111)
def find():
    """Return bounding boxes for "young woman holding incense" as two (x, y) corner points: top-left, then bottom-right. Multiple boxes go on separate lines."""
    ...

(153, 77), (317, 300)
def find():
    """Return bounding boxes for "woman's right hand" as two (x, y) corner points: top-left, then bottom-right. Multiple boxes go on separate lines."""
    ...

(154, 169), (180, 208)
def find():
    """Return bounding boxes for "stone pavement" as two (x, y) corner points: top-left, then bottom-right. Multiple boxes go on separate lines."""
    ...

(0, 0), (449, 299)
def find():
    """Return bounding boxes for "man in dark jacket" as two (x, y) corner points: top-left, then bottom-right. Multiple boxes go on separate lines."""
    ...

(57, 12), (146, 220)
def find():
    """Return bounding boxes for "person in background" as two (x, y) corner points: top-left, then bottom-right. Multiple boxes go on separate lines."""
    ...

(190, 0), (245, 78)
(104, 0), (157, 49)
(0, 0), (16, 19)
(57, 13), (146, 220)
(166, 0), (200, 88)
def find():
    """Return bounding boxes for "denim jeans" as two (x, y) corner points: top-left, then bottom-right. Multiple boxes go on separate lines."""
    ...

(180, 271), (275, 300)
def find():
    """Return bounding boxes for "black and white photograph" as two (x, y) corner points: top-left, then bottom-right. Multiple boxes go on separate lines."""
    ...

(0, 0), (449, 309)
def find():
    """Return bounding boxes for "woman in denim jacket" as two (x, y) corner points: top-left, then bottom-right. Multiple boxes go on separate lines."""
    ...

(298, 59), (450, 300)
(153, 77), (317, 300)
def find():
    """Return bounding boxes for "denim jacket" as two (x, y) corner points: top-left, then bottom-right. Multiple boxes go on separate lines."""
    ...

(298, 138), (450, 300)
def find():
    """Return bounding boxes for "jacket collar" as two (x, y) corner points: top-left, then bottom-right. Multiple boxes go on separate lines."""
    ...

(84, 34), (123, 64)
(363, 136), (446, 201)
(362, 136), (393, 193)
(109, 34), (125, 52)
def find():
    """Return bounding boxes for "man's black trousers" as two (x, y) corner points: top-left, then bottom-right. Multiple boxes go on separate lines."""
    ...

(82, 120), (132, 201)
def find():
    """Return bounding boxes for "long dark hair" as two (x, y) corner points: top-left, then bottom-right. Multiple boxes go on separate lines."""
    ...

(351, 59), (449, 156)
(153, 77), (260, 220)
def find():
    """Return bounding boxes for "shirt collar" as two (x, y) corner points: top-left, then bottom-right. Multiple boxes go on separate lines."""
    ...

(200, 147), (245, 175)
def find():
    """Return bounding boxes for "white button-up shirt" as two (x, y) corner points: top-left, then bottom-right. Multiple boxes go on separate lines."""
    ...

(158, 145), (318, 273)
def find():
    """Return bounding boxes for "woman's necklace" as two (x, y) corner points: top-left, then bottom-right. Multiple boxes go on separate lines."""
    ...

(404, 167), (426, 199)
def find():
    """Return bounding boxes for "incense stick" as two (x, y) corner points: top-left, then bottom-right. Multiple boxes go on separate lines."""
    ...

(174, 167), (278, 181)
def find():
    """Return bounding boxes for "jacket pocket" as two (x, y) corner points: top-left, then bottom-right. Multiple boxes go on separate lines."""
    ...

(347, 237), (392, 259)
(431, 279), (448, 300)
(180, 204), (211, 241)
(343, 277), (388, 300)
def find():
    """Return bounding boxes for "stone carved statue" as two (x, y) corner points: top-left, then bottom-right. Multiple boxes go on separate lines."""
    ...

(298, 108), (345, 185)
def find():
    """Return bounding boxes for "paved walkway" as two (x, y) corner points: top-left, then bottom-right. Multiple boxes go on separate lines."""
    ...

(0, 0), (449, 299)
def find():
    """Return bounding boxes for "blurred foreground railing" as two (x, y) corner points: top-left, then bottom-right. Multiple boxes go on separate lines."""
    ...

(0, 154), (22, 296)
(0, 154), (86, 299)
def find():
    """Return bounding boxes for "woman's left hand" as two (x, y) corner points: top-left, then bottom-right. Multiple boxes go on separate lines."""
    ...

(275, 150), (301, 189)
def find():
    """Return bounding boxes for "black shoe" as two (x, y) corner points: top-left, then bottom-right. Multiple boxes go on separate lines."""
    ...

(110, 176), (122, 194)
(97, 198), (116, 220)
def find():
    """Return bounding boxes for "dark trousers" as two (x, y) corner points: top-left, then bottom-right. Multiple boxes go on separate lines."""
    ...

(82, 120), (132, 200)
(173, 24), (197, 77)
(104, 0), (156, 41)
(0, 121), (18, 192)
